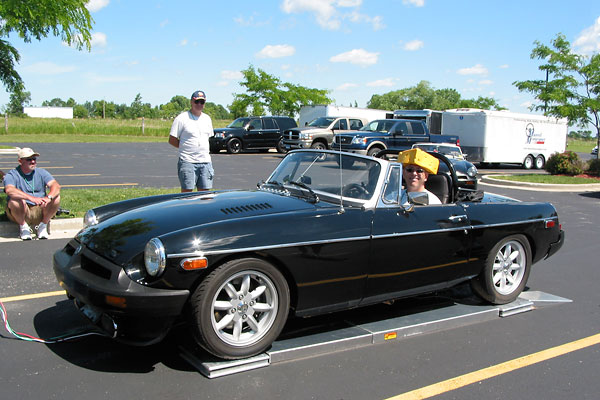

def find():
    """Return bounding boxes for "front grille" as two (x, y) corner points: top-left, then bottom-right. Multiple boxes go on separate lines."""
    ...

(284, 130), (300, 140)
(81, 255), (112, 280)
(220, 203), (273, 215)
(336, 136), (353, 145)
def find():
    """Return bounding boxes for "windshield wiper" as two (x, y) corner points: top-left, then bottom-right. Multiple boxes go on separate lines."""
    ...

(287, 181), (319, 203)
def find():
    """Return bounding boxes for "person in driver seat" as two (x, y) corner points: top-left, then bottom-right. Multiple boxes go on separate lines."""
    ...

(398, 148), (442, 205)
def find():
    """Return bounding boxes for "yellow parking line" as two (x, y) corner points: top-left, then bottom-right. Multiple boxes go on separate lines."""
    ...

(61, 183), (139, 187)
(52, 174), (101, 177)
(1, 290), (66, 303)
(386, 333), (600, 400)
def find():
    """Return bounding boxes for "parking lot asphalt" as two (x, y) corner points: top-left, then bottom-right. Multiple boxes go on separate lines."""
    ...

(1, 143), (600, 399)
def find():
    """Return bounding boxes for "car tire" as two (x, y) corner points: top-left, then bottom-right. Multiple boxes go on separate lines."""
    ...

(522, 155), (534, 169)
(226, 138), (242, 154)
(471, 234), (532, 304)
(310, 142), (327, 150)
(534, 155), (545, 169)
(367, 147), (383, 157)
(189, 258), (290, 360)
(276, 138), (287, 153)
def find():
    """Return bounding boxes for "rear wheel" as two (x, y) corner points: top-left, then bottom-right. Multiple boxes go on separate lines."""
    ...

(471, 234), (532, 304)
(226, 138), (242, 154)
(534, 155), (545, 169)
(522, 155), (534, 169)
(190, 258), (290, 359)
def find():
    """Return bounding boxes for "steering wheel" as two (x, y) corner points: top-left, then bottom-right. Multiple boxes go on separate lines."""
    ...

(342, 183), (370, 199)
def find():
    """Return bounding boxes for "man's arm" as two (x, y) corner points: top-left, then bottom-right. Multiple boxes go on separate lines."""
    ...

(4, 184), (44, 205)
(168, 135), (180, 148)
(46, 179), (61, 199)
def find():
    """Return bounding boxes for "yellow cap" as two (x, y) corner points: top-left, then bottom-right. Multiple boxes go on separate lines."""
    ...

(397, 148), (439, 174)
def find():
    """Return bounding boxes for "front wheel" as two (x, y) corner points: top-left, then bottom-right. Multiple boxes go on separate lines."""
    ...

(310, 141), (327, 150)
(522, 155), (534, 169)
(226, 138), (242, 154)
(471, 234), (532, 304)
(189, 258), (290, 359)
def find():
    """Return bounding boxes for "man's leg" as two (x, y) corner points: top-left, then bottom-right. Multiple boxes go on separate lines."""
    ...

(177, 159), (196, 193)
(6, 199), (29, 225)
(195, 162), (214, 191)
(41, 195), (61, 224)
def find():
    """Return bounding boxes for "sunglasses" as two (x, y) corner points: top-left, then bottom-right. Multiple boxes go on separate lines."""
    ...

(23, 157), (37, 162)
(405, 167), (425, 174)
(194, 99), (206, 105)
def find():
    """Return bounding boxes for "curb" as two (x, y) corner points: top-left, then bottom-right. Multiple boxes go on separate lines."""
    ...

(0, 218), (83, 238)
(481, 175), (600, 192)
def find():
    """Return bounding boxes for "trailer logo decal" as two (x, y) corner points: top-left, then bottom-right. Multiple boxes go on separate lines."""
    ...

(525, 123), (545, 145)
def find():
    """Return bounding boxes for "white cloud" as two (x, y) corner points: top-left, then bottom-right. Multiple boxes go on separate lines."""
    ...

(90, 32), (107, 48)
(281, 0), (380, 31)
(178, 39), (188, 47)
(234, 13), (271, 27)
(160, 20), (169, 28)
(367, 78), (396, 87)
(520, 101), (533, 109)
(457, 63), (488, 76)
(479, 79), (493, 85)
(330, 48), (379, 66)
(256, 44), (296, 58)
(221, 70), (243, 80)
(23, 62), (77, 75)
(86, 0), (109, 12)
(403, 39), (424, 51)
(403, 0), (425, 7)
(499, 64), (509, 69)
(86, 73), (142, 84)
(337, 83), (359, 90)
(573, 16), (600, 55)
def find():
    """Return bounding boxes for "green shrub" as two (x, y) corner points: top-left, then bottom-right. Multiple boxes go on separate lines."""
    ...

(545, 151), (585, 175)
(587, 158), (600, 176)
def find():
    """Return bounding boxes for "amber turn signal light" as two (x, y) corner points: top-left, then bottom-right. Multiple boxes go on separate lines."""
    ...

(181, 257), (208, 270)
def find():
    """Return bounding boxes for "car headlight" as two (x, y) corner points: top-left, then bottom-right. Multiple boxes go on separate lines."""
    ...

(83, 209), (98, 227)
(144, 238), (166, 277)
(467, 165), (478, 178)
(215, 132), (226, 138)
(300, 133), (312, 140)
(351, 136), (366, 145)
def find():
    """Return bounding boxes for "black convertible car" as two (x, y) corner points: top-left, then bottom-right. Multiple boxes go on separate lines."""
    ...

(53, 150), (564, 360)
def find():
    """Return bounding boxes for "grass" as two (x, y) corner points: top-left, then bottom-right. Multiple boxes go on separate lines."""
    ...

(566, 138), (598, 153)
(493, 174), (600, 184)
(0, 187), (181, 221)
(0, 117), (233, 141)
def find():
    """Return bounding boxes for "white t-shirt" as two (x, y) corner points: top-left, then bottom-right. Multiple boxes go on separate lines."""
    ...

(170, 111), (214, 163)
(401, 189), (442, 205)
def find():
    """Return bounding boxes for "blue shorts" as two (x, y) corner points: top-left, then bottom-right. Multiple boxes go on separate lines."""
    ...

(177, 160), (214, 190)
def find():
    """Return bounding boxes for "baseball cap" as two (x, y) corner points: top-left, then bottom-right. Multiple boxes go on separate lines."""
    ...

(18, 147), (40, 159)
(191, 90), (206, 100)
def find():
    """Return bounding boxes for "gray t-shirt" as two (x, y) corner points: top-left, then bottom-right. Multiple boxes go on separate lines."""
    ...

(3, 167), (55, 205)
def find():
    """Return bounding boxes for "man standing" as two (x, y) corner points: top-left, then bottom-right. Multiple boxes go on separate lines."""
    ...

(3, 147), (61, 240)
(168, 90), (214, 192)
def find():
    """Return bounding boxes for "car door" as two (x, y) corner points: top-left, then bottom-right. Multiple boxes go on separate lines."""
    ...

(262, 117), (281, 148)
(244, 118), (264, 148)
(363, 165), (473, 303)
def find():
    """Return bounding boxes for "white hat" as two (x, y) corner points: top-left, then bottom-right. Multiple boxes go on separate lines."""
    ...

(17, 147), (40, 159)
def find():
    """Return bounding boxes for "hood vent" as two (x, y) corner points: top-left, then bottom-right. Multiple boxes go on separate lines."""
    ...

(220, 202), (273, 215)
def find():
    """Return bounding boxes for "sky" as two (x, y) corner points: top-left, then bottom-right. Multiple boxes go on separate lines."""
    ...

(2, 0), (600, 116)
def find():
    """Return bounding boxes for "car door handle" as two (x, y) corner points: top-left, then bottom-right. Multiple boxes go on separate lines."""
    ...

(448, 215), (468, 223)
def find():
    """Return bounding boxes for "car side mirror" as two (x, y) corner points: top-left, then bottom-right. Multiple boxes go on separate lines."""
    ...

(408, 191), (429, 206)
(300, 175), (312, 185)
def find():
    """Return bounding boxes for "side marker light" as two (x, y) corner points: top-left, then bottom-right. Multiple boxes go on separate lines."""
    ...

(181, 257), (208, 270)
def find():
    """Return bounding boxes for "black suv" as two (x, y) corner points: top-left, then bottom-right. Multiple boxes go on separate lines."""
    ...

(210, 116), (297, 154)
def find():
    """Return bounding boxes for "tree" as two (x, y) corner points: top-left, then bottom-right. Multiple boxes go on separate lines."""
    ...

(230, 65), (332, 118)
(513, 33), (600, 158)
(7, 89), (31, 115)
(0, 0), (93, 94)
(367, 80), (505, 111)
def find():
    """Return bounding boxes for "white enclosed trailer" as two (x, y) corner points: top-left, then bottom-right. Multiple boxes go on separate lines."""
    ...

(442, 109), (568, 169)
(298, 105), (392, 127)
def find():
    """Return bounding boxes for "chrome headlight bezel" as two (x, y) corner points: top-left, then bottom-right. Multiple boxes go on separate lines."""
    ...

(144, 238), (166, 277)
(467, 165), (478, 178)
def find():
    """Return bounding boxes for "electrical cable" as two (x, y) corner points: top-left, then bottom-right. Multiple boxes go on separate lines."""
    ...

(0, 300), (109, 343)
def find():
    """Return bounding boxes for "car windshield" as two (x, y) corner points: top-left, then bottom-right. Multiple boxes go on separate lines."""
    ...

(264, 151), (381, 201)
(227, 118), (250, 128)
(360, 120), (396, 133)
(414, 144), (463, 159)
(308, 117), (336, 128)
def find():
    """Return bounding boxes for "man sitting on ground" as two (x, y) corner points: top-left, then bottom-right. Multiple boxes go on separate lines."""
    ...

(3, 148), (61, 240)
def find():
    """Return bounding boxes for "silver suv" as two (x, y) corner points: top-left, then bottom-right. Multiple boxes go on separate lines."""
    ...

(282, 116), (367, 150)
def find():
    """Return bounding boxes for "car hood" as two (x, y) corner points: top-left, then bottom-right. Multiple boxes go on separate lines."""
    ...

(337, 130), (380, 138)
(76, 190), (315, 265)
(288, 126), (331, 133)
(213, 127), (241, 134)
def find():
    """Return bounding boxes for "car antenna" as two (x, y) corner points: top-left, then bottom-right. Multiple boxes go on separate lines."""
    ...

(338, 147), (345, 214)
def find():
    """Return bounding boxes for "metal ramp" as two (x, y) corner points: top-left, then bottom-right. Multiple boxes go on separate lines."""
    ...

(180, 291), (571, 378)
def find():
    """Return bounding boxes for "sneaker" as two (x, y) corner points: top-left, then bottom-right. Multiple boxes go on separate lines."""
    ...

(20, 224), (32, 240)
(37, 222), (49, 239)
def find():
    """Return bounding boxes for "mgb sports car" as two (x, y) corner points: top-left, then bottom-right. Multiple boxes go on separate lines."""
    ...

(53, 149), (564, 360)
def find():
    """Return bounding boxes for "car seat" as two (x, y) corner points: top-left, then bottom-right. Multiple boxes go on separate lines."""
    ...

(425, 174), (451, 204)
